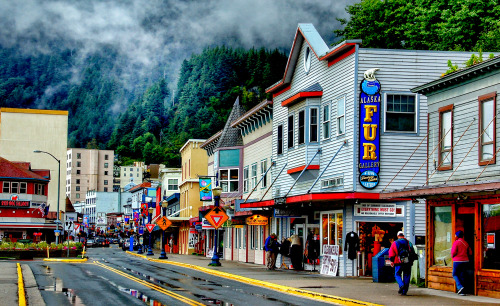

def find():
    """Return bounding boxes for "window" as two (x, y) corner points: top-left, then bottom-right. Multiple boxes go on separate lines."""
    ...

(77, 161), (81, 167)
(76, 186), (80, 191)
(76, 193), (80, 199)
(20, 182), (27, 194)
(10, 182), (19, 194)
(479, 92), (497, 165)
(439, 105), (453, 170)
(77, 170), (81, 175)
(104, 171), (108, 175)
(385, 94), (417, 132)
(321, 211), (343, 255)
(321, 176), (344, 189)
(76, 179), (80, 184)
(483, 203), (500, 270)
(304, 47), (311, 73)
(220, 169), (239, 192)
(337, 96), (345, 135)
(251, 163), (257, 189)
(130, 168), (133, 171)
(310, 108), (318, 142)
(77, 153), (81, 159)
(130, 173), (133, 177)
(322, 104), (330, 140)
(243, 166), (249, 193)
(277, 125), (283, 155)
(2, 182), (10, 193)
(167, 179), (178, 191)
(104, 187), (108, 192)
(298, 110), (305, 144)
(105, 155), (109, 160)
(104, 163), (109, 168)
(104, 180), (108, 185)
(260, 159), (268, 188)
(432, 206), (452, 266)
(35, 184), (45, 195)
(288, 115), (294, 148)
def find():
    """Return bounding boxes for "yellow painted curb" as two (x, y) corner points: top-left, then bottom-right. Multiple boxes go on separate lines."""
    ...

(43, 258), (88, 263)
(17, 263), (26, 306)
(125, 251), (381, 306)
(126, 251), (148, 259)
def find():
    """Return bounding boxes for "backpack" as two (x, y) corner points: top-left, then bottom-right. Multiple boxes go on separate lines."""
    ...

(396, 239), (411, 264)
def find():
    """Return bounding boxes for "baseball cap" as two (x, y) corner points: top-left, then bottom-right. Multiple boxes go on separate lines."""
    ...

(397, 231), (404, 237)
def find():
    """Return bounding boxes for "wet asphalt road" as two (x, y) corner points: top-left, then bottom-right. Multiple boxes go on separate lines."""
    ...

(27, 247), (334, 306)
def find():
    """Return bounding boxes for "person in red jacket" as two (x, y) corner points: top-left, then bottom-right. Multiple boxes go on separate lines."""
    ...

(389, 231), (414, 295)
(451, 230), (471, 295)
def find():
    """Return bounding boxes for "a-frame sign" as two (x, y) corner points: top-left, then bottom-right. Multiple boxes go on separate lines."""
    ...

(205, 206), (229, 229)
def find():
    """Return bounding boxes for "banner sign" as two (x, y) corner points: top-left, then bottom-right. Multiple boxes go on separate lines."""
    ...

(141, 203), (148, 216)
(246, 215), (268, 226)
(1, 200), (30, 208)
(354, 203), (397, 217)
(359, 68), (381, 189)
(320, 245), (339, 276)
(133, 209), (140, 222)
(199, 177), (213, 201)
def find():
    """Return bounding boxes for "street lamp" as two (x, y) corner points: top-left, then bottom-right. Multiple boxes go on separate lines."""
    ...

(34, 150), (61, 245)
(159, 200), (168, 259)
(209, 186), (222, 266)
(147, 206), (154, 256)
(137, 214), (143, 254)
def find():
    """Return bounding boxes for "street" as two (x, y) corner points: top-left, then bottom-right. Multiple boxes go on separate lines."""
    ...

(27, 247), (336, 306)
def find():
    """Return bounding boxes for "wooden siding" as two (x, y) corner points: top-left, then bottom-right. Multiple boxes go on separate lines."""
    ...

(477, 270), (500, 298)
(427, 266), (455, 292)
(426, 70), (500, 185)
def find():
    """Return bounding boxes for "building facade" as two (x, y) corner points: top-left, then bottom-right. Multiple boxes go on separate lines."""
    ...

(66, 148), (114, 204)
(120, 165), (144, 189)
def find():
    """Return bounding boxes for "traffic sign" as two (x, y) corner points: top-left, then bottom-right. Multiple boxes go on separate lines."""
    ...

(205, 206), (229, 229)
(74, 223), (81, 233)
(156, 216), (172, 231)
(138, 226), (144, 235)
(145, 223), (155, 233)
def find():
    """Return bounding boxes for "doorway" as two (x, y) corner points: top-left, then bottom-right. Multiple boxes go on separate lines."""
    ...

(456, 212), (475, 294)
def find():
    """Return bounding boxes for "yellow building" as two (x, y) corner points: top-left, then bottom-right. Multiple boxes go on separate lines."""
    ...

(0, 108), (68, 216)
(178, 139), (207, 254)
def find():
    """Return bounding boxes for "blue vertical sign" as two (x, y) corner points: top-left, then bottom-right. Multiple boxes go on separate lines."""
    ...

(199, 177), (213, 201)
(359, 69), (381, 189)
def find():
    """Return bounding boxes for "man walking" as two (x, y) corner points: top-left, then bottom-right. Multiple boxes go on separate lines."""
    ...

(389, 231), (415, 295)
(265, 233), (277, 270)
(451, 230), (471, 296)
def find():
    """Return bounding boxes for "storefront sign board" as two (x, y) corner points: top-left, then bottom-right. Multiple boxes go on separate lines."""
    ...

(320, 245), (339, 276)
(354, 203), (396, 217)
(246, 215), (268, 226)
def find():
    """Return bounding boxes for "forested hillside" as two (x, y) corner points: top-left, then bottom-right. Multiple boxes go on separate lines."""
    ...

(107, 46), (287, 166)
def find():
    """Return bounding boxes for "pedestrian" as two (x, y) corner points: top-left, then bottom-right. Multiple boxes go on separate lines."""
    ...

(271, 235), (280, 268)
(451, 230), (471, 296)
(389, 231), (416, 295)
(290, 234), (303, 270)
(265, 233), (277, 270)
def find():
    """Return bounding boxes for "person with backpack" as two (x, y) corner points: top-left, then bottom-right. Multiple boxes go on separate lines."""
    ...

(389, 231), (416, 295)
(265, 233), (278, 270)
(451, 230), (472, 296)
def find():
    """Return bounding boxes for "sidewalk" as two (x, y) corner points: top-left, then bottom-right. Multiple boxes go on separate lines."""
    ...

(0, 261), (45, 306)
(136, 248), (500, 306)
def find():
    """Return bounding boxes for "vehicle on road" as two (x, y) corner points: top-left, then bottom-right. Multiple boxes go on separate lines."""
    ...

(122, 239), (139, 251)
(86, 239), (95, 248)
(95, 237), (110, 247)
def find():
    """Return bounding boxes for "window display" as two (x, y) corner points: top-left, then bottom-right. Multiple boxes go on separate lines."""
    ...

(483, 204), (500, 270)
(433, 206), (452, 266)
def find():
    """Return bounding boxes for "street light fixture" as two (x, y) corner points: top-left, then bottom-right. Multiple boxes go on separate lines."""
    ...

(34, 150), (61, 245)
(159, 200), (168, 259)
(147, 206), (154, 256)
(209, 186), (222, 266)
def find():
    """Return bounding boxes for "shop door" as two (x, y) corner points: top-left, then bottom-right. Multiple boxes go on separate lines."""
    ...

(456, 211), (475, 293)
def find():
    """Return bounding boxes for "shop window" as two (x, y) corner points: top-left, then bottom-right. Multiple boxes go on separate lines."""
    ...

(250, 226), (256, 250)
(384, 93), (417, 132)
(310, 107), (319, 142)
(337, 96), (345, 136)
(321, 211), (343, 255)
(243, 166), (249, 193)
(219, 169), (239, 193)
(483, 204), (500, 270)
(322, 103), (330, 140)
(479, 93), (496, 165)
(433, 206), (452, 266)
(277, 125), (283, 155)
(439, 104), (453, 170)
(260, 159), (268, 188)
(298, 110), (305, 144)
(288, 115), (294, 148)
(251, 163), (257, 189)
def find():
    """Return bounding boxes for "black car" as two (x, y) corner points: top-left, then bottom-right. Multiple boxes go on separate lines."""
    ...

(95, 237), (110, 247)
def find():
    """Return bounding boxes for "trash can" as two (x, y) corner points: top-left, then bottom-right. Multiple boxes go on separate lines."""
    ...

(372, 248), (395, 282)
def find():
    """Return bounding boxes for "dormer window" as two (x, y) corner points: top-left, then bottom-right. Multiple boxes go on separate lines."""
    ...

(304, 47), (311, 74)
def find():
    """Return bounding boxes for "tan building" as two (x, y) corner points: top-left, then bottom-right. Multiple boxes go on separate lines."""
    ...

(0, 108), (68, 216)
(120, 165), (143, 189)
(179, 139), (207, 254)
(66, 148), (114, 205)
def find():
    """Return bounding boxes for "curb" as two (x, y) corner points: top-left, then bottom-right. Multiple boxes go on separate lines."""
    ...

(43, 258), (88, 263)
(21, 264), (46, 306)
(17, 263), (26, 306)
(125, 251), (381, 306)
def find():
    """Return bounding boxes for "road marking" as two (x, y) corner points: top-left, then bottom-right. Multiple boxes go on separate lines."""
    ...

(126, 251), (381, 306)
(17, 263), (26, 306)
(92, 261), (204, 306)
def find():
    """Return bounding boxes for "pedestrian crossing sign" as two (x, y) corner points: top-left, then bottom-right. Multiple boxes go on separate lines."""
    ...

(205, 207), (229, 229)
(156, 216), (172, 231)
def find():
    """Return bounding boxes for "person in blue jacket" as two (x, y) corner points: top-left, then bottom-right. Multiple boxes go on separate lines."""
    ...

(265, 233), (278, 270)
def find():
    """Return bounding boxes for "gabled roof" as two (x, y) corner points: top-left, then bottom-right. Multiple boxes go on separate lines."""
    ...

(215, 97), (245, 149)
(0, 156), (49, 182)
(266, 23), (361, 95)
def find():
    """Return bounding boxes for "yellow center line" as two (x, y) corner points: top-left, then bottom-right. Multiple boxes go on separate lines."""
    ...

(92, 261), (204, 306)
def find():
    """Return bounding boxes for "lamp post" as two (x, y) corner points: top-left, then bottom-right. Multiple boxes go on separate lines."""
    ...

(209, 186), (222, 266)
(159, 200), (168, 259)
(34, 150), (61, 245)
(147, 207), (154, 256)
(137, 214), (143, 254)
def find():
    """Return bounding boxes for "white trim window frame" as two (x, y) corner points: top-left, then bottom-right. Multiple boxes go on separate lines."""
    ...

(277, 124), (284, 155)
(167, 179), (178, 191)
(288, 115), (294, 148)
(260, 159), (268, 189)
(298, 110), (305, 145)
(219, 169), (239, 193)
(251, 163), (258, 189)
(243, 166), (249, 193)
(322, 102), (331, 140)
(383, 92), (418, 133)
(336, 96), (345, 136)
(309, 107), (319, 143)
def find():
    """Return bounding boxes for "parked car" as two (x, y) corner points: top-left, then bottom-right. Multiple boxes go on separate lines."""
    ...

(95, 237), (110, 247)
(122, 238), (139, 251)
(86, 239), (95, 248)
(108, 238), (118, 244)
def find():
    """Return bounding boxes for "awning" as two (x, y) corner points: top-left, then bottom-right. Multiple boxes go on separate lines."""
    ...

(0, 222), (57, 229)
(167, 217), (191, 221)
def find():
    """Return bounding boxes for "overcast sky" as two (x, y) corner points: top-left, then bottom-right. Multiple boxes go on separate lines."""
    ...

(0, 0), (358, 83)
